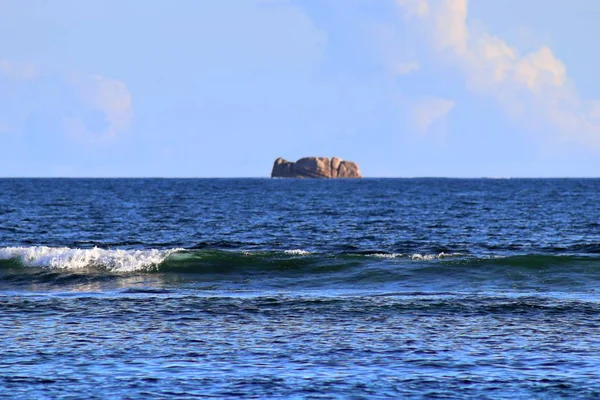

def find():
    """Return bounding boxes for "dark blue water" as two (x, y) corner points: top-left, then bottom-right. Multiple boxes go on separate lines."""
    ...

(2, 178), (600, 398)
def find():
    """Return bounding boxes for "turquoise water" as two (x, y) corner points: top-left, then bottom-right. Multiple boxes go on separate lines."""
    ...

(1, 178), (600, 398)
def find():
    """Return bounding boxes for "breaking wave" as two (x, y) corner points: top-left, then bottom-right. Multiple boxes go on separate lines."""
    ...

(0, 246), (598, 275)
(0, 246), (182, 272)
(0, 246), (476, 272)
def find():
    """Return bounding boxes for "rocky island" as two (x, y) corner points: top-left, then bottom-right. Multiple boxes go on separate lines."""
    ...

(271, 157), (362, 178)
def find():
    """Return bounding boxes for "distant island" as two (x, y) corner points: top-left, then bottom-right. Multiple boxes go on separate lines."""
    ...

(271, 157), (362, 178)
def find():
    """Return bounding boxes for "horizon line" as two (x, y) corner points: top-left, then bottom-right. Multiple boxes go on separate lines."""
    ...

(1, 176), (600, 179)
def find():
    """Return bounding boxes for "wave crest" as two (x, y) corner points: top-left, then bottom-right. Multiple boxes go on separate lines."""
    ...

(283, 249), (312, 255)
(0, 246), (181, 272)
(2, 246), (596, 278)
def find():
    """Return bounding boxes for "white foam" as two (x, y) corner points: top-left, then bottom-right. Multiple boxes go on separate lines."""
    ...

(411, 252), (463, 260)
(369, 252), (463, 260)
(411, 253), (435, 261)
(283, 249), (312, 255)
(371, 253), (405, 258)
(0, 246), (182, 272)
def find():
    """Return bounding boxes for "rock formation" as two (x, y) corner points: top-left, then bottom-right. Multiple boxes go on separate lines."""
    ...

(271, 157), (362, 178)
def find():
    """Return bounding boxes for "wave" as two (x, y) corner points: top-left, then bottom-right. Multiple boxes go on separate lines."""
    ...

(2, 246), (600, 293)
(0, 246), (470, 273)
(0, 246), (181, 272)
(0, 246), (598, 274)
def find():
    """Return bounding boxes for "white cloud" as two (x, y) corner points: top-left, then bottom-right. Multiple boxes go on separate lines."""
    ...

(67, 74), (133, 142)
(394, 61), (420, 75)
(395, 0), (600, 147)
(0, 61), (132, 143)
(412, 96), (455, 133)
(396, 0), (429, 18)
(0, 59), (37, 80)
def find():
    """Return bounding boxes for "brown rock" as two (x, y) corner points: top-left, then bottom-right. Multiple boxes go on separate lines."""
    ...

(337, 161), (361, 178)
(330, 157), (342, 178)
(294, 157), (331, 178)
(271, 157), (296, 178)
(271, 157), (362, 178)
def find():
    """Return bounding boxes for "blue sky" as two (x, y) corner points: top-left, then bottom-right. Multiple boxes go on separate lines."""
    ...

(1, 0), (600, 177)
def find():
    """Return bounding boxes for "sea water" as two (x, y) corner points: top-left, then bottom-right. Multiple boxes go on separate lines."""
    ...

(1, 178), (600, 398)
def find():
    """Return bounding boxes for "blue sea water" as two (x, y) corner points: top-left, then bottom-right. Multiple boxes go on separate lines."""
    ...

(1, 178), (600, 398)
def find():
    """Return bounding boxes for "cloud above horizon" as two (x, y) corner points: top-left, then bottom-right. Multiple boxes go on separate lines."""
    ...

(0, 55), (133, 143)
(394, 61), (420, 76)
(0, 59), (37, 80)
(412, 96), (455, 134)
(65, 74), (133, 143)
(395, 0), (600, 148)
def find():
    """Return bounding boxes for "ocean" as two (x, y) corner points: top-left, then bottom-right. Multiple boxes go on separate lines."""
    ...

(1, 178), (600, 398)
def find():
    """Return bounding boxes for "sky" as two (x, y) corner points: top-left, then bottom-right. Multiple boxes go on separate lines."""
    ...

(1, 0), (600, 177)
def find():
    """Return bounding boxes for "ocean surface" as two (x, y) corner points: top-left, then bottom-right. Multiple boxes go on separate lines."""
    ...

(1, 178), (600, 399)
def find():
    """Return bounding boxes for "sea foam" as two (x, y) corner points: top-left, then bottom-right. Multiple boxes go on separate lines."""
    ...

(0, 246), (181, 272)
(283, 249), (312, 255)
(371, 252), (463, 260)
(411, 252), (463, 260)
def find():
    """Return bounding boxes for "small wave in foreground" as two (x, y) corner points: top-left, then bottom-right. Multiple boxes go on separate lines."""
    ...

(0, 246), (471, 272)
(0, 246), (597, 274)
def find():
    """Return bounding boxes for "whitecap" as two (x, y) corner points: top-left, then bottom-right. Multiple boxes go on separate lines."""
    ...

(411, 253), (435, 261)
(410, 252), (464, 260)
(283, 249), (312, 255)
(0, 246), (182, 272)
(371, 253), (404, 258)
